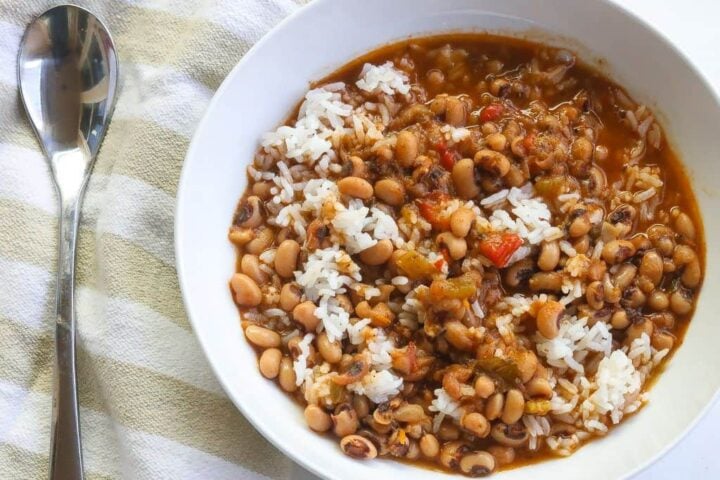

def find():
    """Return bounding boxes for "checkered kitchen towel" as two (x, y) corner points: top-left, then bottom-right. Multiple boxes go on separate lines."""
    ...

(0, 1), (313, 478)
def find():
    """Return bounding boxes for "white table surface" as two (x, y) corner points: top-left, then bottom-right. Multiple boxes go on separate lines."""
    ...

(287, 1), (720, 478)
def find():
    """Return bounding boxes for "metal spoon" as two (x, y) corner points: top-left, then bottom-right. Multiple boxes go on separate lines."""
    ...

(18, 5), (118, 479)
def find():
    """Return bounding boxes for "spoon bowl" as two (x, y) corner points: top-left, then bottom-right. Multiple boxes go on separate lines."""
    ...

(17, 5), (118, 479)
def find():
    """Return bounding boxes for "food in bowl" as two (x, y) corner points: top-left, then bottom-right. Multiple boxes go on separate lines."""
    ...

(227, 35), (703, 476)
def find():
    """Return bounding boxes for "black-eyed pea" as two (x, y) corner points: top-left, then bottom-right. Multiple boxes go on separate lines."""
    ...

(279, 282), (302, 312)
(571, 137), (593, 161)
(490, 423), (530, 448)
(673, 211), (696, 240)
(485, 393), (504, 421)
(317, 332), (342, 364)
(251, 181), (272, 199)
(490, 78), (510, 97)
(639, 250), (663, 286)
(444, 321), (473, 351)
(459, 451), (495, 477)
(274, 239), (300, 278)
(586, 281), (605, 310)
(439, 440), (466, 469)
(240, 254), (267, 284)
(446, 96), (466, 126)
(231, 273), (262, 307)
(573, 234), (590, 255)
(647, 290), (669, 311)
(396, 130), (419, 167)
(670, 289), (693, 315)
(602, 240), (636, 264)
(427, 69), (445, 87)
(649, 312), (675, 329)
(245, 228), (273, 255)
(525, 377), (553, 399)
(305, 404), (332, 432)
(673, 245), (696, 267)
(461, 412), (490, 438)
(536, 300), (564, 339)
(504, 259), (535, 288)
(594, 144), (609, 161)
(474, 374), (495, 399)
(614, 264), (638, 290)
(349, 155), (366, 177)
(359, 239), (394, 266)
(244, 325), (281, 348)
(338, 176), (373, 199)
(340, 434), (378, 460)
(474, 149), (510, 177)
(419, 434), (440, 458)
(293, 301), (320, 331)
(450, 207), (475, 238)
(652, 331), (676, 351)
(569, 212), (591, 238)
(374, 178), (406, 206)
(501, 389), (525, 424)
(538, 241), (560, 271)
(437, 232), (467, 260)
(258, 348), (282, 379)
(394, 403), (426, 423)
(353, 395), (370, 419)
(228, 227), (254, 246)
(234, 196), (263, 228)
(529, 272), (564, 292)
(332, 404), (359, 437)
(452, 158), (480, 199)
(625, 318), (654, 344)
(486, 132), (507, 151)
(438, 422), (461, 441)
(487, 445), (515, 467)
(515, 350), (538, 384)
(278, 356), (297, 392)
(611, 309), (631, 329)
(682, 258), (702, 288)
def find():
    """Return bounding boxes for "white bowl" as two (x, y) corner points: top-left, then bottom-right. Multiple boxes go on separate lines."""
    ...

(176, 0), (720, 478)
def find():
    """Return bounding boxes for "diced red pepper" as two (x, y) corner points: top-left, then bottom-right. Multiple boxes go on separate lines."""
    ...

(435, 140), (458, 170)
(478, 232), (523, 268)
(416, 192), (451, 231)
(480, 103), (504, 122)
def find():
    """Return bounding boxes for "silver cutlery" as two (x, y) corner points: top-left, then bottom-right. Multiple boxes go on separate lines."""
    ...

(18, 5), (119, 479)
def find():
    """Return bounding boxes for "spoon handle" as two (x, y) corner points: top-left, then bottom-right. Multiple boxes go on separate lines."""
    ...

(49, 192), (85, 480)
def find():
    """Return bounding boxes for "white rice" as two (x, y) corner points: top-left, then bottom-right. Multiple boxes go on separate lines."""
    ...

(559, 240), (577, 258)
(348, 369), (403, 404)
(535, 316), (612, 373)
(440, 124), (471, 142)
(581, 349), (641, 425)
(429, 388), (464, 432)
(391, 276), (409, 286)
(367, 328), (395, 370)
(347, 318), (372, 345)
(356, 62), (411, 96)
(295, 247), (361, 342)
(262, 86), (352, 162)
(486, 184), (557, 245)
(293, 333), (315, 386)
(332, 200), (400, 254)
